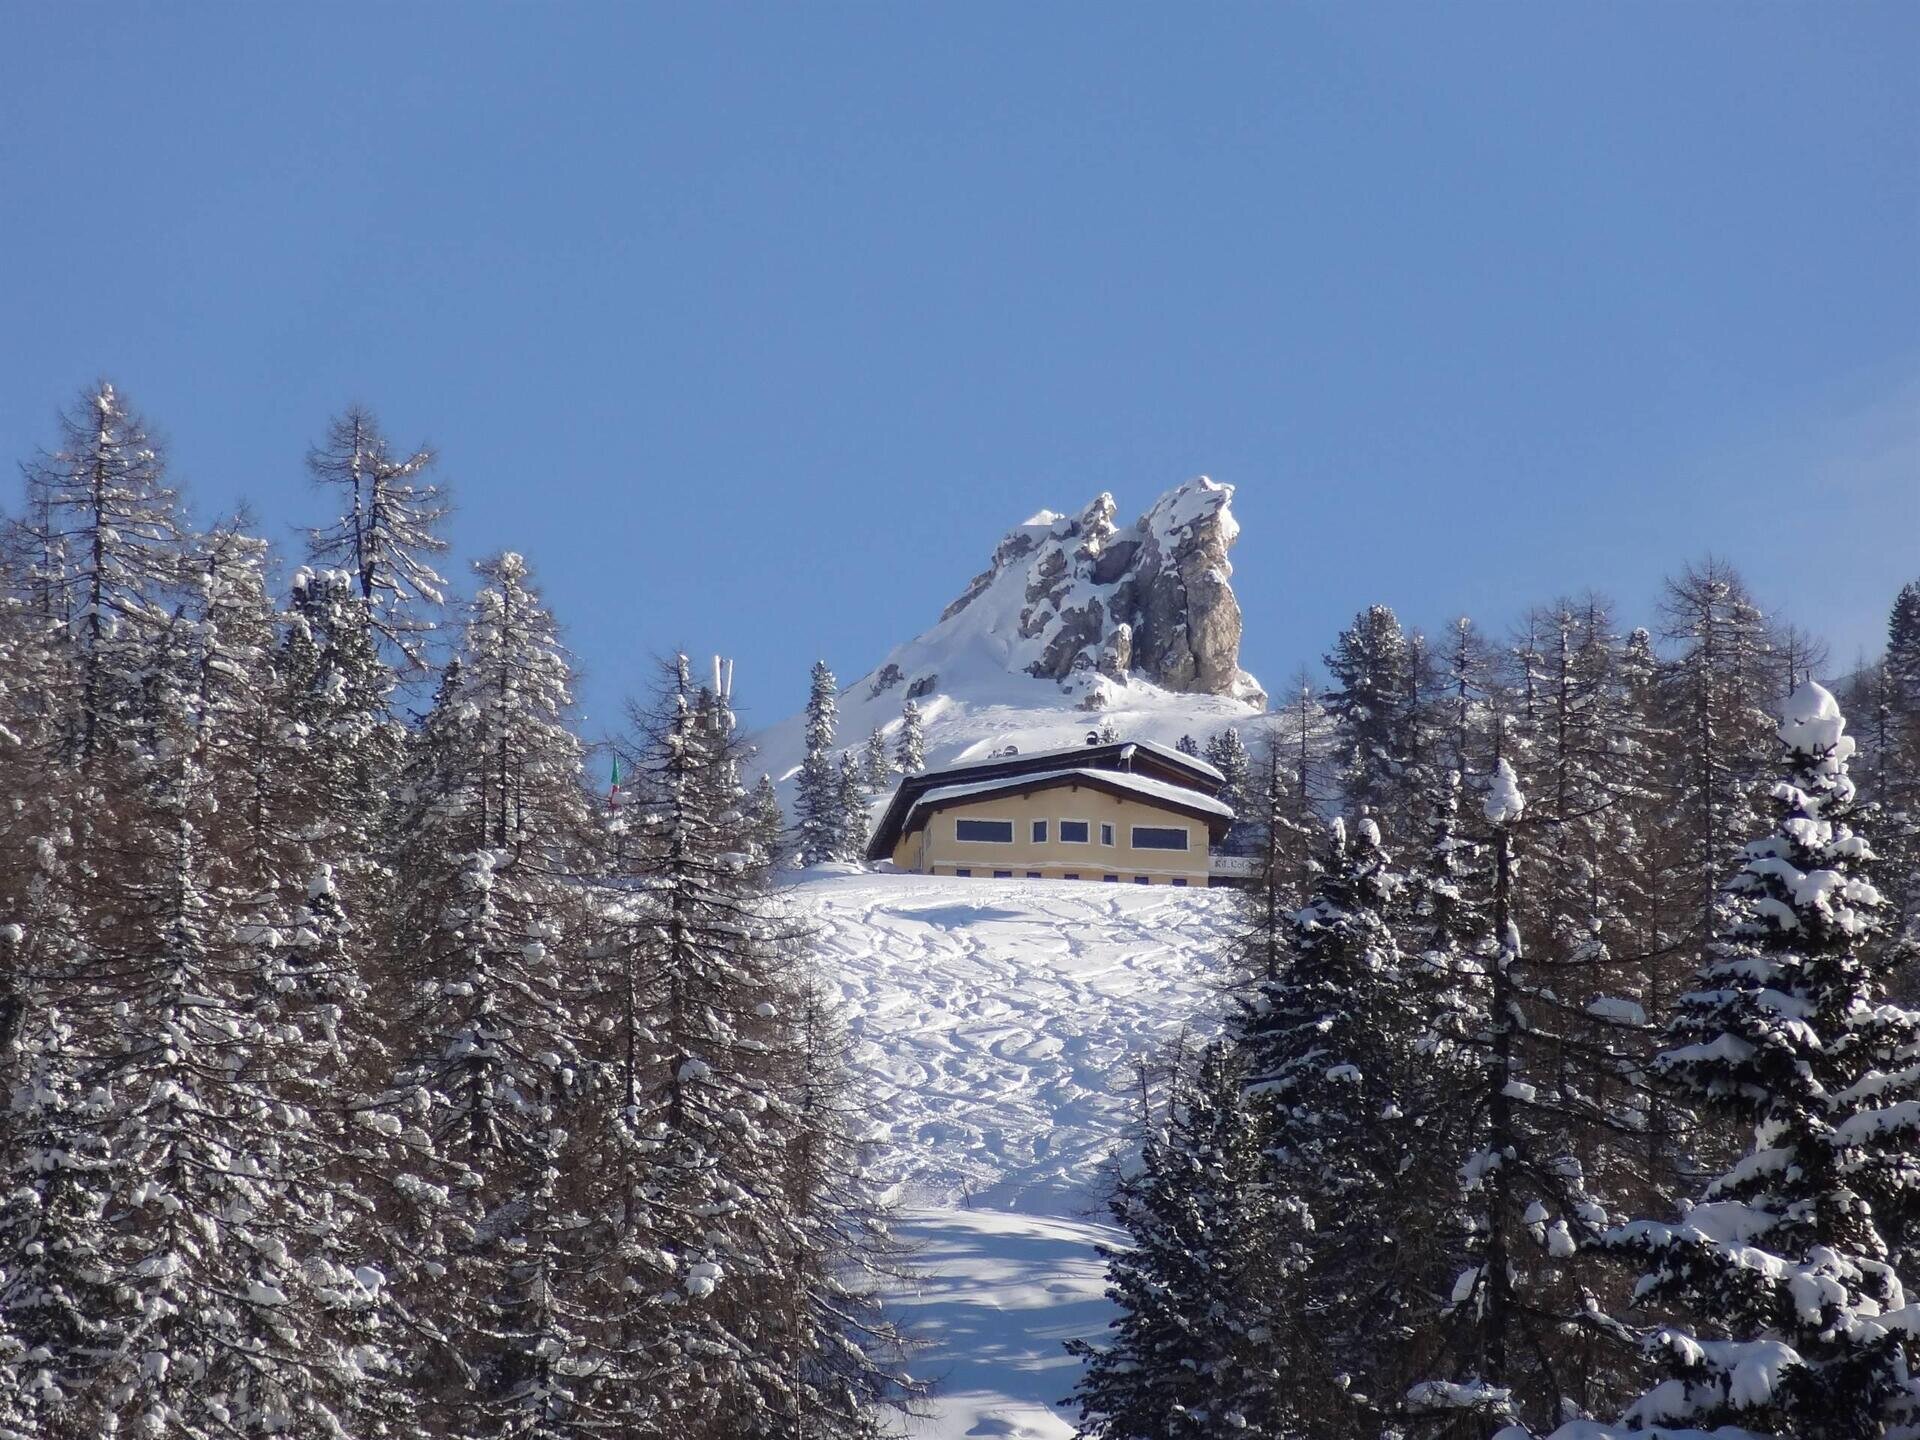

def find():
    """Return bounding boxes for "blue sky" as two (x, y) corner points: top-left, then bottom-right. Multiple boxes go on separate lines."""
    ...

(2, 4), (1915, 733)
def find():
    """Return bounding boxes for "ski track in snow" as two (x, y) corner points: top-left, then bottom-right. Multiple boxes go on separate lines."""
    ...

(792, 868), (1235, 1438)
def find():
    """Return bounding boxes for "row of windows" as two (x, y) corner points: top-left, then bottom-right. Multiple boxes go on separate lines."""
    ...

(952, 817), (1191, 851)
(952, 869), (1191, 886)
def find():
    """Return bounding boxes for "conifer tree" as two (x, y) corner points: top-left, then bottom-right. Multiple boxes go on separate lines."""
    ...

(1175, 733), (1200, 757)
(1551, 683), (1920, 1439)
(304, 406), (450, 674)
(1324, 605), (1415, 839)
(593, 660), (902, 1436)
(1401, 757), (1624, 1438)
(0, 999), (118, 1439)
(1204, 726), (1252, 849)
(92, 540), (378, 1437)
(796, 660), (843, 866)
(895, 698), (926, 775)
(15, 381), (187, 766)
(1068, 1041), (1287, 1439)
(281, 566), (404, 909)
(863, 725), (893, 792)
(379, 552), (598, 1432)
(1879, 580), (1920, 948)
(1656, 560), (1780, 947)
(1233, 749), (1295, 989)
(1233, 817), (1474, 1437)
(837, 752), (872, 861)
(745, 772), (788, 872)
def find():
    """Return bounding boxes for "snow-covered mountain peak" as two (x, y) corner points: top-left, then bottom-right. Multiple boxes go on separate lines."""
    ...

(749, 476), (1267, 798)
(904, 474), (1263, 708)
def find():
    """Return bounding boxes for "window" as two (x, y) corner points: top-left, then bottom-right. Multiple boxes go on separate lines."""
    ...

(1025, 871), (1043, 879)
(1063, 873), (1080, 881)
(1059, 820), (1090, 843)
(1131, 825), (1190, 851)
(1031, 819), (1048, 843)
(956, 818), (1014, 843)
(993, 870), (1013, 879)
(1134, 876), (1150, 885)
(1103, 875), (1119, 883)
(1100, 822), (1115, 846)
(1171, 877), (1188, 888)
(954, 868), (971, 877)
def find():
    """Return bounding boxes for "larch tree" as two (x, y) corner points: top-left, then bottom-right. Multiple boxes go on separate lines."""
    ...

(379, 552), (599, 1434)
(1655, 560), (1780, 956)
(304, 406), (451, 677)
(595, 660), (902, 1437)
(94, 532), (378, 1438)
(17, 381), (187, 767)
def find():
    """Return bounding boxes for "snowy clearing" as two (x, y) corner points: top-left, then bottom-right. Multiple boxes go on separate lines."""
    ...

(791, 868), (1237, 1436)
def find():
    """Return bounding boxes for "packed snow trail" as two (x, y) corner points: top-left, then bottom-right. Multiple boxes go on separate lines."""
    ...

(793, 868), (1236, 1437)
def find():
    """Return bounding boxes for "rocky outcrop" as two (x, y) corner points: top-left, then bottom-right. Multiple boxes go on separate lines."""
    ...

(936, 477), (1264, 707)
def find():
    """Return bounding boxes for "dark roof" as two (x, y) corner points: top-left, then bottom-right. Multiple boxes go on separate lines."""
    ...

(864, 738), (1229, 861)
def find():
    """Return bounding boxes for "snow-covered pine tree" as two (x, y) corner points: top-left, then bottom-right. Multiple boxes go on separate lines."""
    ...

(1879, 581), (1920, 953)
(837, 752), (873, 862)
(1175, 733), (1200, 757)
(1232, 816), (1471, 1436)
(378, 552), (599, 1433)
(1550, 682), (1920, 1440)
(745, 773), (788, 872)
(863, 726), (893, 793)
(1097, 719), (1120, 745)
(1204, 726), (1252, 850)
(768, 973), (912, 1437)
(1068, 1040), (1288, 1439)
(1602, 621), (1699, 1210)
(1324, 605), (1416, 842)
(304, 406), (450, 676)
(895, 698), (926, 775)
(795, 660), (842, 866)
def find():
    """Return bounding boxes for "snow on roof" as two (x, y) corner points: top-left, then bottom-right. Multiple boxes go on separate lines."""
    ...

(945, 736), (1225, 783)
(905, 766), (1234, 827)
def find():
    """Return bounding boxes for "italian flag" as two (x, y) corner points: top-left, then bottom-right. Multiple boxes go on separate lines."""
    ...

(608, 754), (623, 809)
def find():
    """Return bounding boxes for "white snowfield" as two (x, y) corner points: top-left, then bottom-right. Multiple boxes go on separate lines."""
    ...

(793, 867), (1236, 1438)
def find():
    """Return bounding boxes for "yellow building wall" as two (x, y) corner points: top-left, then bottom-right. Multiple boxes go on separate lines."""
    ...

(889, 782), (1214, 886)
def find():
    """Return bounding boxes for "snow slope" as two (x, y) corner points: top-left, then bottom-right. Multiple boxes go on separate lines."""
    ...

(796, 868), (1237, 1436)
